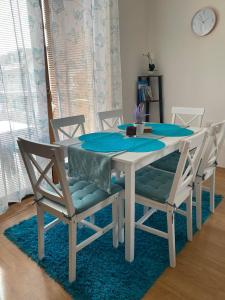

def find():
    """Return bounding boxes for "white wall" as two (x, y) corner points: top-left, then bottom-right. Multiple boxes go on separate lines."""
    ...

(146, 0), (225, 166)
(119, 0), (225, 166)
(118, 0), (149, 122)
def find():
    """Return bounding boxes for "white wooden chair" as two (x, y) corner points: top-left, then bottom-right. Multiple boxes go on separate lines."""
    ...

(98, 109), (123, 131)
(151, 107), (205, 172)
(195, 120), (225, 230)
(117, 130), (206, 267)
(50, 115), (85, 143)
(17, 137), (122, 282)
(51, 115), (96, 224)
(98, 109), (124, 226)
(171, 107), (205, 127)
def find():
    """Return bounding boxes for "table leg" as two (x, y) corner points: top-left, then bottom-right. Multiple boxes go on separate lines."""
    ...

(125, 164), (135, 262)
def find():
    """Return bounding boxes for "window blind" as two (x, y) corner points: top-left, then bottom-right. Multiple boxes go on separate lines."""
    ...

(0, 0), (48, 212)
(41, 0), (122, 133)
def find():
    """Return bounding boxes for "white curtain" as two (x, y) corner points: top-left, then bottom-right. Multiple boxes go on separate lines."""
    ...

(46, 0), (122, 132)
(0, 0), (49, 214)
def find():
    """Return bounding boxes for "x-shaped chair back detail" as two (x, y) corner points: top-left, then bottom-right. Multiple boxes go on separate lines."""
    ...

(51, 115), (85, 142)
(198, 120), (225, 178)
(98, 109), (123, 131)
(168, 130), (207, 208)
(171, 107), (205, 127)
(17, 137), (75, 217)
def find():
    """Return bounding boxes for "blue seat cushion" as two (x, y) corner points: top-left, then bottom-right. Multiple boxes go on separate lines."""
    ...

(48, 179), (122, 214)
(116, 167), (174, 203)
(150, 151), (180, 173)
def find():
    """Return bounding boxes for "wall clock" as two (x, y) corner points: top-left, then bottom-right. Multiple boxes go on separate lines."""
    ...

(191, 7), (217, 36)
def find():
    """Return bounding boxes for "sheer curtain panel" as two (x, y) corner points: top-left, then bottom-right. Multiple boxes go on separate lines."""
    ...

(43, 0), (123, 132)
(0, 0), (48, 213)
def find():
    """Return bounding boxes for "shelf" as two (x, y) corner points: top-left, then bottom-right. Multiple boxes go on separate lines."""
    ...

(137, 75), (163, 123)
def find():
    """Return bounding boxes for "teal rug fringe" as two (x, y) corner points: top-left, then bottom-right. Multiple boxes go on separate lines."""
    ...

(4, 192), (223, 300)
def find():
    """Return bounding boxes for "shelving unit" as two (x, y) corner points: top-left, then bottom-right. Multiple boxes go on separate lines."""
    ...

(137, 75), (163, 123)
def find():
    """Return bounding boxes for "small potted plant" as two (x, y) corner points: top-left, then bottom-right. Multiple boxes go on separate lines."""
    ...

(134, 103), (145, 136)
(143, 51), (156, 73)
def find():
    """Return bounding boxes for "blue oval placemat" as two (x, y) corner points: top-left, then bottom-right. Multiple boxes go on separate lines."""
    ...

(146, 123), (193, 137)
(118, 123), (193, 137)
(123, 138), (165, 153)
(79, 131), (123, 142)
(82, 136), (165, 153)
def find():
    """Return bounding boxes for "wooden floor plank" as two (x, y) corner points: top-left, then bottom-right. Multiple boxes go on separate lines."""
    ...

(0, 168), (225, 300)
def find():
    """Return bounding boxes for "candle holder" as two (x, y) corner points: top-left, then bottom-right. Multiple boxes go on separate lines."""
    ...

(126, 126), (136, 137)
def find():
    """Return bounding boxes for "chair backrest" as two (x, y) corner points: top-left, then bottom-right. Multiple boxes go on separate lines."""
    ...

(17, 138), (75, 217)
(197, 120), (225, 178)
(167, 129), (207, 206)
(98, 109), (123, 131)
(50, 115), (85, 142)
(171, 107), (205, 127)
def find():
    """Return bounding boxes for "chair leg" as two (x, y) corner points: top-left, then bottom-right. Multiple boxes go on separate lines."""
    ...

(167, 211), (176, 268)
(69, 221), (77, 282)
(114, 170), (124, 244)
(37, 205), (44, 260)
(112, 199), (119, 248)
(210, 169), (216, 213)
(186, 192), (193, 241)
(196, 180), (202, 230)
(118, 198), (124, 243)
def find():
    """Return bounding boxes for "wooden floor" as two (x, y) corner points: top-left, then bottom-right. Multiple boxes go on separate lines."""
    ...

(0, 168), (225, 300)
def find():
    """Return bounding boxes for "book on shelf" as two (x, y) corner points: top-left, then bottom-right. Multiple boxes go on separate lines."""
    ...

(137, 79), (154, 103)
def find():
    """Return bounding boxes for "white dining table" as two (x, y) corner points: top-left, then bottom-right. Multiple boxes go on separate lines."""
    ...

(57, 126), (200, 263)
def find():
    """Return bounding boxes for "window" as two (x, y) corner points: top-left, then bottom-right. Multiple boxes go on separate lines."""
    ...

(42, 0), (122, 132)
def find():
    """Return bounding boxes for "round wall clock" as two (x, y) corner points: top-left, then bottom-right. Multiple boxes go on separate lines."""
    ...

(191, 7), (217, 36)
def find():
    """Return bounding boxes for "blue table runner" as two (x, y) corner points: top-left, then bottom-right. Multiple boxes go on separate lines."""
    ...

(68, 144), (112, 194)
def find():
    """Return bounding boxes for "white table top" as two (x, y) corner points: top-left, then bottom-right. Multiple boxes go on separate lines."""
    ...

(57, 127), (202, 170)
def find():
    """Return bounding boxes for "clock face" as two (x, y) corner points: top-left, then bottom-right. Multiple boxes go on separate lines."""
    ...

(192, 8), (217, 36)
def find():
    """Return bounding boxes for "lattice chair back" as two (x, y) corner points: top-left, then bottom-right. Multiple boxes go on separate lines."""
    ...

(17, 138), (75, 217)
(167, 130), (206, 207)
(198, 120), (225, 178)
(98, 109), (123, 131)
(51, 115), (85, 142)
(171, 107), (205, 127)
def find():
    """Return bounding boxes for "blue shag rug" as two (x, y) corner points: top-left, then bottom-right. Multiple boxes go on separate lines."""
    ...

(4, 192), (223, 300)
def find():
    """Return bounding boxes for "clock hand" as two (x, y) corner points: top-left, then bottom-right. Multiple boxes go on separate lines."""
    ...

(202, 17), (209, 24)
(199, 15), (204, 23)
